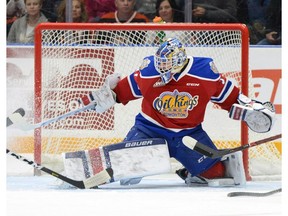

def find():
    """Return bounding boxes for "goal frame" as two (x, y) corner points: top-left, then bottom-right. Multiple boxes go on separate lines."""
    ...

(34, 23), (250, 178)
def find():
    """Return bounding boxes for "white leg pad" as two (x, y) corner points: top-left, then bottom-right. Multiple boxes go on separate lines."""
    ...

(223, 151), (246, 185)
(62, 139), (171, 183)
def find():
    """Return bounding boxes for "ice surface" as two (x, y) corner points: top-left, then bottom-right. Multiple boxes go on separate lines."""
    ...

(6, 174), (284, 216)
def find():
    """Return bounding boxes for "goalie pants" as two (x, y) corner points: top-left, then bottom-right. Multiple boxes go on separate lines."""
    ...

(124, 116), (222, 177)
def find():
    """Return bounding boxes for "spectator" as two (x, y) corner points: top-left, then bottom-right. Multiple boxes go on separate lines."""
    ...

(135, 0), (157, 21)
(41, 0), (62, 22)
(99, 0), (149, 23)
(56, 0), (91, 44)
(97, 0), (149, 45)
(248, 0), (271, 24)
(57, 0), (88, 22)
(246, 0), (271, 44)
(174, 0), (184, 12)
(155, 0), (184, 23)
(236, 0), (249, 24)
(7, 0), (48, 44)
(7, 0), (26, 37)
(152, 0), (184, 44)
(257, 0), (281, 45)
(191, 0), (238, 23)
(84, 0), (116, 22)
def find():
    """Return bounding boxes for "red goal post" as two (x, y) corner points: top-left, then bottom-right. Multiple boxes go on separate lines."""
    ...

(34, 23), (262, 180)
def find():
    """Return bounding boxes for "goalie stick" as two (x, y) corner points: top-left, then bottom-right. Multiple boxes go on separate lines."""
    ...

(182, 134), (281, 159)
(6, 103), (96, 130)
(227, 188), (282, 197)
(7, 149), (113, 189)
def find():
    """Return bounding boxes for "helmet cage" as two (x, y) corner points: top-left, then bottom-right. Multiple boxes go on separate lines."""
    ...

(154, 38), (187, 78)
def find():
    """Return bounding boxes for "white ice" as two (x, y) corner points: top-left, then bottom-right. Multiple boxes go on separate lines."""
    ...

(6, 173), (284, 216)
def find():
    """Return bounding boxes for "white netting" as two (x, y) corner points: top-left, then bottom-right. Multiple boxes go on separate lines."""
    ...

(30, 24), (280, 179)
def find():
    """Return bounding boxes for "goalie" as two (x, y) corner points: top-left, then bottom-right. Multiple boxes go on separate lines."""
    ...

(77, 38), (275, 187)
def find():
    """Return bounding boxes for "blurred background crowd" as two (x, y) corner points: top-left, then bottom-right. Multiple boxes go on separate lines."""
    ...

(6, 0), (281, 45)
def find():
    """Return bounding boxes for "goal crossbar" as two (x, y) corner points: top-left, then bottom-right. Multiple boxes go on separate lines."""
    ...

(34, 23), (253, 178)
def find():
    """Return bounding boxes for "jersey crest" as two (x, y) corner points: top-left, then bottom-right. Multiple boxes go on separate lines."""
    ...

(139, 58), (151, 70)
(209, 61), (219, 74)
(153, 90), (199, 118)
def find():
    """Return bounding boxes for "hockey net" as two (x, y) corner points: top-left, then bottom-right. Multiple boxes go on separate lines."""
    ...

(33, 23), (281, 180)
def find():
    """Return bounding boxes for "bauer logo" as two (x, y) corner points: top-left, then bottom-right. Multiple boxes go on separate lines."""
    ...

(125, 140), (154, 148)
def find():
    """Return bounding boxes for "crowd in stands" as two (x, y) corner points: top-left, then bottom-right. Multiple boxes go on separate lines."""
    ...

(6, 0), (281, 45)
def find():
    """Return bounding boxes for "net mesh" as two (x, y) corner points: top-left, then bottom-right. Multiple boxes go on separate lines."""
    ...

(32, 24), (281, 178)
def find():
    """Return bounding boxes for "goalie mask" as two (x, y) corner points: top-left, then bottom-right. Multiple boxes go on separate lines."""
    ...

(154, 38), (188, 84)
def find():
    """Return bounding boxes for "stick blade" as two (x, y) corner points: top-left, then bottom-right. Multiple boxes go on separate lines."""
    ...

(7, 108), (25, 127)
(182, 136), (216, 158)
(83, 168), (114, 189)
(227, 188), (282, 197)
(182, 136), (197, 150)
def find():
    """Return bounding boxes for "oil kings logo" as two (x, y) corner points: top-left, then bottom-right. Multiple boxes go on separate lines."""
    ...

(153, 90), (199, 118)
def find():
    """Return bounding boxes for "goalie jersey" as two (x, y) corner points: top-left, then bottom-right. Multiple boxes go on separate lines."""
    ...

(113, 56), (240, 132)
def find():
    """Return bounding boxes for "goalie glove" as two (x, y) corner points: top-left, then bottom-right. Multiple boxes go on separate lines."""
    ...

(229, 100), (276, 133)
(78, 86), (116, 113)
(78, 73), (121, 113)
(105, 73), (121, 90)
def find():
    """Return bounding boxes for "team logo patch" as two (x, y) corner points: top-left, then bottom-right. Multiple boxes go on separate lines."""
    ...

(139, 58), (150, 70)
(153, 90), (199, 118)
(209, 61), (219, 74)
